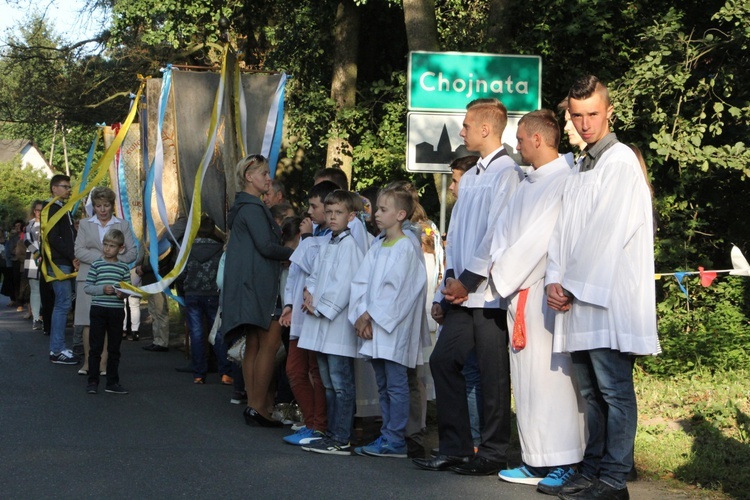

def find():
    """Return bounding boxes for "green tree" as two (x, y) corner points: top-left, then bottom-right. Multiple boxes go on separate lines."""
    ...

(0, 14), (146, 177)
(0, 159), (49, 225)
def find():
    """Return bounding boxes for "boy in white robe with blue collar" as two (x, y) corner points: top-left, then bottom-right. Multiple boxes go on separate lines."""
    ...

(349, 185), (429, 458)
(299, 191), (365, 456)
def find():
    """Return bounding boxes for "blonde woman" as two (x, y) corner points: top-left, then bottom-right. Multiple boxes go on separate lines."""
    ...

(221, 155), (293, 427)
(74, 187), (137, 375)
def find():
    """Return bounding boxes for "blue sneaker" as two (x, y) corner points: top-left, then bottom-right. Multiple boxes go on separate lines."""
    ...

(537, 466), (576, 495)
(354, 436), (382, 457)
(282, 427), (324, 446)
(498, 465), (545, 485)
(362, 436), (408, 458)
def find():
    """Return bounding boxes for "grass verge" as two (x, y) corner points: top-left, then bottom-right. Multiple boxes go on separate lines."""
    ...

(635, 367), (750, 498)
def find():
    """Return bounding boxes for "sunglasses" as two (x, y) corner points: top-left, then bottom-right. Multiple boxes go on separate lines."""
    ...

(243, 154), (267, 177)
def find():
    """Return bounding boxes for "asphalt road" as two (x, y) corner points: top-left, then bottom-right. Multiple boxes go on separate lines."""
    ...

(0, 293), (693, 499)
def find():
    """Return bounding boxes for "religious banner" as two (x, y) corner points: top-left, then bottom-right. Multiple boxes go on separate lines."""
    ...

(118, 127), (144, 242)
(169, 66), (286, 230)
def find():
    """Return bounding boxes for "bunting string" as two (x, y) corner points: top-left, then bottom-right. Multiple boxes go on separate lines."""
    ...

(655, 245), (750, 299)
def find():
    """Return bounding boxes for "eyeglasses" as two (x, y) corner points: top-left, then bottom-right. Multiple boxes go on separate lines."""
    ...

(243, 154), (266, 177)
(54, 184), (72, 190)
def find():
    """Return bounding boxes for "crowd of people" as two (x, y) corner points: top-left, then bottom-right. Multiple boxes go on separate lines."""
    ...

(0, 74), (657, 500)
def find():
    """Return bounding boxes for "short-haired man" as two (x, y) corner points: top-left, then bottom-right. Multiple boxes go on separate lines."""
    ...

(313, 167), (348, 190)
(414, 98), (522, 475)
(546, 76), (659, 500)
(44, 174), (80, 364)
(263, 178), (287, 208)
(490, 110), (584, 494)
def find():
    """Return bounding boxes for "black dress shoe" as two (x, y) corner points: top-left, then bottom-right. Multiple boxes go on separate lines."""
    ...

(142, 343), (169, 352)
(413, 455), (471, 471)
(243, 407), (258, 426)
(244, 407), (283, 428)
(450, 456), (505, 476)
(558, 472), (595, 495)
(559, 480), (629, 500)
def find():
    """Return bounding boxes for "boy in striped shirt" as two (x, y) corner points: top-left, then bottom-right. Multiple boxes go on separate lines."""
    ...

(84, 229), (131, 395)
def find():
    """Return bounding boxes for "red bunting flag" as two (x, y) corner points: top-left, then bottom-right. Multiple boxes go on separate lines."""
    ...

(698, 266), (717, 287)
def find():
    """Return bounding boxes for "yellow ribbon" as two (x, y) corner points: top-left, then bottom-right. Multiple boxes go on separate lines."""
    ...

(41, 82), (146, 282)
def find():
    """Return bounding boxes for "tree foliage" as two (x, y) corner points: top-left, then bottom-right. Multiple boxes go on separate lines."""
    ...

(0, 160), (49, 225)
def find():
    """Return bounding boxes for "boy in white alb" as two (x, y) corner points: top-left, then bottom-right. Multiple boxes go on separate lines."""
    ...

(488, 110), (584, 494)
(349, 184), (429, 458)
(299, 190), (365, 456)
(279, 232), (327, 446)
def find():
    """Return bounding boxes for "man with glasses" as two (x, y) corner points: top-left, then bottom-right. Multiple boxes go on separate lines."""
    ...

(44, 174), (81, 365)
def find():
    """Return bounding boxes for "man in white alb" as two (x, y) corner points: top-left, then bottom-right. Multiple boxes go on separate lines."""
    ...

(488, 109), (585, 495)
(546, 75), (659, 500)
(413, 98), (522, 476)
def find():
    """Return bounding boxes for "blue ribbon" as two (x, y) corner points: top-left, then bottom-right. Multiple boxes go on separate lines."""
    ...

(72, 130), (101, 215)
(267, 73), (287, 178)
(674, 272), (689, 298)
(143, 65), (182, 304)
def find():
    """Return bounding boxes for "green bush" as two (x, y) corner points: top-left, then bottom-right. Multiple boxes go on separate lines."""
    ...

(641, 276), (750, 376)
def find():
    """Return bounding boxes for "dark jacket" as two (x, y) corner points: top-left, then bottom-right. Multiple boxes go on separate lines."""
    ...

(44, 200), (77, 267)
(181, 237), (223, 296)
(221, 192), (292, 336)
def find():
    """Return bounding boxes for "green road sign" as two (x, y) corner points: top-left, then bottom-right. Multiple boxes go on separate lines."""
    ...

(408, 51), (541, 113)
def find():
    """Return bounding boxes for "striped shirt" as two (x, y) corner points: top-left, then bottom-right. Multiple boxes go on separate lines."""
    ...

(84, 259), (131, 308)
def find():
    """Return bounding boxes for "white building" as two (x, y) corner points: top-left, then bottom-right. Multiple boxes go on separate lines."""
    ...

(0, 139), (55, 178)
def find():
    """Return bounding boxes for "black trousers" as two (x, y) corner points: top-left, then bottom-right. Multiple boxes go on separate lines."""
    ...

(88, 305), (125, 386)
(429, 306), (511, 462)
(40, 275), (55, 335)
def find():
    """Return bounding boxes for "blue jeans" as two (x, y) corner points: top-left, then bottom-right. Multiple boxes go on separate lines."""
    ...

(49, 265), (73, 354)
(317, 353), (355, 444)
(371, 358), (409, 447)
(463, 349), (484, 447)
(570, 348), (636, 490)
(184, 295), (230, 378)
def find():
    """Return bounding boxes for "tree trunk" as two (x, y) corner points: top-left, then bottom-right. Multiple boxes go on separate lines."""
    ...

(325, 0), (360, 187)
(403, 0), (444, 223)
(402, 0), (439, 52)
(487, 0), (512, 53)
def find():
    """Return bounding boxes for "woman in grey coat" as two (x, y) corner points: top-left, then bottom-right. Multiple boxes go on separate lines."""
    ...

(222, 155), (293, 427)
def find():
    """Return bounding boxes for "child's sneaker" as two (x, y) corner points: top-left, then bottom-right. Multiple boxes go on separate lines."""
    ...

(537, 466), (576, 495)
(302, 437), (351, 456)
(230, 390), (247, 405)
(362, 436), (408, 458)
(283, 427), (324, 446)
(498, 464), (545, 485)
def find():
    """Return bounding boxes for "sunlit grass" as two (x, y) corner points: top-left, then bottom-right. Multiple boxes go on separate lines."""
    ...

(635, 368), (750, 498)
